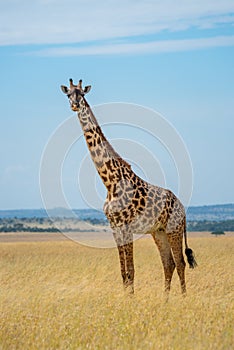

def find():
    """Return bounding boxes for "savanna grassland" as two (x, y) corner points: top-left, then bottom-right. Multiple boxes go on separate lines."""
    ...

(0, 236), (233, 349)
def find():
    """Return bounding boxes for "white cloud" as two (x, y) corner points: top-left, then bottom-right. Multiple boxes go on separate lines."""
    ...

(4, 165), (30, 176)
(0, 0), (234, 46)
(0, 165), (31, 185)
(32, 35), (234, 56)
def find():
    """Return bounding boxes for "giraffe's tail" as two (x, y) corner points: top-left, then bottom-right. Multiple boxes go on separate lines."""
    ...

(184, 219), (197, 269)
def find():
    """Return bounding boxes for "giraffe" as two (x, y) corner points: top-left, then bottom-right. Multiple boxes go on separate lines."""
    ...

(61, 79), (197, 295)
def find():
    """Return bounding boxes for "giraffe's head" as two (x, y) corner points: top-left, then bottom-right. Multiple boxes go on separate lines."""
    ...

(61, 79), (91, 111)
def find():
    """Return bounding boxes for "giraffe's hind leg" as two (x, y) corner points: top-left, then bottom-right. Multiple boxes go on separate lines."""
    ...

(152, 231), (175, 294)
(167, 231), (186, 294)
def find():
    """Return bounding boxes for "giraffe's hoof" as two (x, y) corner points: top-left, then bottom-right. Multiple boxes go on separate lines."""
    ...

(124, 284), (134, 295)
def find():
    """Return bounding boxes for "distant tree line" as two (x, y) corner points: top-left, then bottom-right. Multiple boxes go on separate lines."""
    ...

(0, 217), (106, 233)
(187, 220), (234, 231)
(0, 223), (60, 233)
(0, 224), (96, 233)
(83, 217), (108, 225)
(0, 217), (233, 233)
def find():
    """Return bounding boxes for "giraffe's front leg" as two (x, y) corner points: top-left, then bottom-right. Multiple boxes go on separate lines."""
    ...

(123, 241), (134, 294)
(113, 230), (127, 287)
(113, 230), (134, 294)
(116, 244), (127, 285)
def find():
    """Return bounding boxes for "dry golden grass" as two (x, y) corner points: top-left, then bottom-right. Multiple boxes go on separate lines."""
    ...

(0, 236), (233, 349)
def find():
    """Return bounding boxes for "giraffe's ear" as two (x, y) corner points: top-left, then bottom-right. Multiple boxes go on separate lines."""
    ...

(61, 85), (69, 94)
(84, 85), (91, 94)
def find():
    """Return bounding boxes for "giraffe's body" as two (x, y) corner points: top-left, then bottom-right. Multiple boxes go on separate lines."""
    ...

(61, 79), (197, 295)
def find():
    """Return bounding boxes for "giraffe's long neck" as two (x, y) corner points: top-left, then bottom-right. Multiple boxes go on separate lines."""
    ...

(77, 98), (133, 193)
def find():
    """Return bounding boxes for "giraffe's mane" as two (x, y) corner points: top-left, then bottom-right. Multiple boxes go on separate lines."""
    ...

(100, 133), (131, 169)
(109, 151), (131, 169)
(87, 103), (131, 169)
(100, 128), (131, 169)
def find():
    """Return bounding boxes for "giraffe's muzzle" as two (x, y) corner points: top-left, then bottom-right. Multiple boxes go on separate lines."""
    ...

(71, 103), (80, 111)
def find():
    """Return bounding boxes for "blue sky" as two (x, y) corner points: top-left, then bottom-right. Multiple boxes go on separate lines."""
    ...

(0, 0), (234, 209)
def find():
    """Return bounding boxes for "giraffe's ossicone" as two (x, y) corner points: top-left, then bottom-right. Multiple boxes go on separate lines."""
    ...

(61, 79), (197, 296)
